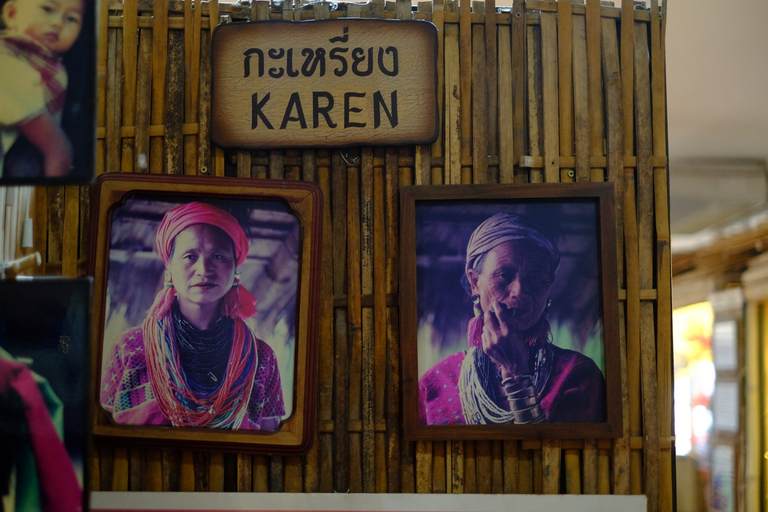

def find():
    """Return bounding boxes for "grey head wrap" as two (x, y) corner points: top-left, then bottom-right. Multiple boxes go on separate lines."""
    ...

(464, 212), (560, 280)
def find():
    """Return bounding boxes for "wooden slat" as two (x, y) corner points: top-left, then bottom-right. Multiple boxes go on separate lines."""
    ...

(459, 0), (472, 183)
(586, 0), (604, 181)
(164, 29), (184, 174)
(430, 0), (445, 184)
(511, 0), (526, 183)
(385, 145), (403, 492)
(317, 148), (334, 493)
(444, 20), (461, 184)
(95, 0), (109, 175)
(197, 16), (213, 175)
(463, 441), (476, 493)
(270, 456), (284, 492)
(348, 158), (363, 494)
(284, 456), (302, 493)
(106, 28), (121, 175)
(484, 0), (498, 182)
(557, 0), (574, 182)
(112, 446), (129, 491)
(650, 0), (672, 509)
(135, 23), (152, 171)
(503, 440), (519, 493)
(121, 0), (138, 173)
(634, 21), (660, 512)
(150, 0), (168, 173)
(526, 23), (543, 183)
(180, 451), (194, 492)
(572, 13), (590, 181)
(498, 18), (514, 184)
(471, 1), (487, 184)
(540, 11), (559, 183)
(476, 441), (491, 494)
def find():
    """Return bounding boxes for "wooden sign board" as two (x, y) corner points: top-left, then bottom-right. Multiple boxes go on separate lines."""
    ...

(211, 19), (438, 149)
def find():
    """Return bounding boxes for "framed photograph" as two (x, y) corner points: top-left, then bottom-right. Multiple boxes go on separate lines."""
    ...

(400, 183), (622, 440)
(0, 0), (96, 185)
(89, 174), (322, 454)
(0, 277), (91, 512)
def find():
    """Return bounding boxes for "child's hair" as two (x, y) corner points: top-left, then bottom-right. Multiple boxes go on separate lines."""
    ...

(0, 0), (9, 28)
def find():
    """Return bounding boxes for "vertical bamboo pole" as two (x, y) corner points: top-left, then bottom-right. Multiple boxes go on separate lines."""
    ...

(586, 0), (604, 182)
(498, 14), (514, 184)
(616, 0), (636, 496)
(193, 452), (208, 491)
(112, 446), (129, 491)
(33, 188), (47, 275)
(635, 21), (659, 512)
(348, 157), (364, 493)
(332, 150), (349, 492)
(459, 0), (472, 184)
(197, 4), (214, 177)
(150, 0), (168, 173)
(95, 0), (108, 175)
(183, 0), (202, 175)
(61, 186), (78, 277)
(518, 447), (533, 493)
(317, 155), (334, 492)
(572, 14), (590, 181)
(359, 146), (378, 493)
(484, 0), (498, 183)
(470, 0), (487, 185)
(540, 11), (559, 184)
(557, 0), (574, 184)
(600, 14), (625, 496)
(106, 27), (121, 175)
(476, 441), (491, 494)
(444, 19), (461, 184)
(526, 21), (543, 184)
(430, 0), (445, 185)
(121, 0), (138, 174)
(145, 450), (162, 491)
(650, 1), (672, 509)
(135, 19), (152, 172)
(511, 0), (526, 183)
(164, 28), (184, 174)
(502, 441), (518, 493)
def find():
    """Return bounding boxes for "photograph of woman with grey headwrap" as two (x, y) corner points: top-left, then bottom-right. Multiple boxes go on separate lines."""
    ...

(414, 200), (608, 426)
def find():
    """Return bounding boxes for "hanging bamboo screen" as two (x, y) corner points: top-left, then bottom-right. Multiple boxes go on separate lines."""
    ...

(30, 0), (672, 509)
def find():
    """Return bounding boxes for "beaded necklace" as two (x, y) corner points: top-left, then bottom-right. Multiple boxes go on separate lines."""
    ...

(143, 304), (258, 428)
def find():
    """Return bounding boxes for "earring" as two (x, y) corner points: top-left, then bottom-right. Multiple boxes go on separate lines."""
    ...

(233, 272), (241, 287)
(542, 298), (552, 320)
(164, 272), (174, 288)
(472, 294), (482, 318)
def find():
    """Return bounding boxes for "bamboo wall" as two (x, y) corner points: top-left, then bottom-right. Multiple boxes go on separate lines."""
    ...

(28, 0), (672, 509)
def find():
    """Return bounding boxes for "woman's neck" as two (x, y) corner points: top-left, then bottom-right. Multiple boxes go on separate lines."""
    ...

(177, 299), (220, 330)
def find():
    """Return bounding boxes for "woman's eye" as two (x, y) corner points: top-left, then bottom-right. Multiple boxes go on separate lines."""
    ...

(42, 5), (54, 12)
(183, 254), (197, 261)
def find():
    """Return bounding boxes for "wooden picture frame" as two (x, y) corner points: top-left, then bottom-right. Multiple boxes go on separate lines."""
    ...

(89, 174), (322, 454)
(400, 183), (622, 440)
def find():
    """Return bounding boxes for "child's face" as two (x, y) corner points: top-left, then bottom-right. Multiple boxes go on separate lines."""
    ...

(3, 0), (84, 54)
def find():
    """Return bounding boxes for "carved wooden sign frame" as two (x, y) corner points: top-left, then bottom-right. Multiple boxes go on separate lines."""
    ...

(211, 19), (439, 149)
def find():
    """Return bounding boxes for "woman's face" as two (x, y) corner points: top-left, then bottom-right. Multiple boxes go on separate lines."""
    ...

(468, 240), (554, 332)
(166, 224), (237, 312)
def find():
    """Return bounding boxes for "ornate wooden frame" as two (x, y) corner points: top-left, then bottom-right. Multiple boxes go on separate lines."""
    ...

(89, 174), (322, 454)
(400, 183), (622, 440)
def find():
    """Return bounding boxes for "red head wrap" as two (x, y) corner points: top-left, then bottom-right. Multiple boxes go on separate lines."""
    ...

(147, 202), (257, 321)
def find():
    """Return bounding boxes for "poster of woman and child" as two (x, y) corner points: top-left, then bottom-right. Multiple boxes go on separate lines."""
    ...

(0, 0), (95, 184)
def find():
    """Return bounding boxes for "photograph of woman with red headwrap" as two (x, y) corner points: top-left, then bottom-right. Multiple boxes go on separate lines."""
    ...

(99, 197), (299, 431)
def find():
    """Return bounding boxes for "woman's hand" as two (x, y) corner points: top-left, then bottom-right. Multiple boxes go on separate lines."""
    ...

(481, 301), (532, 379)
